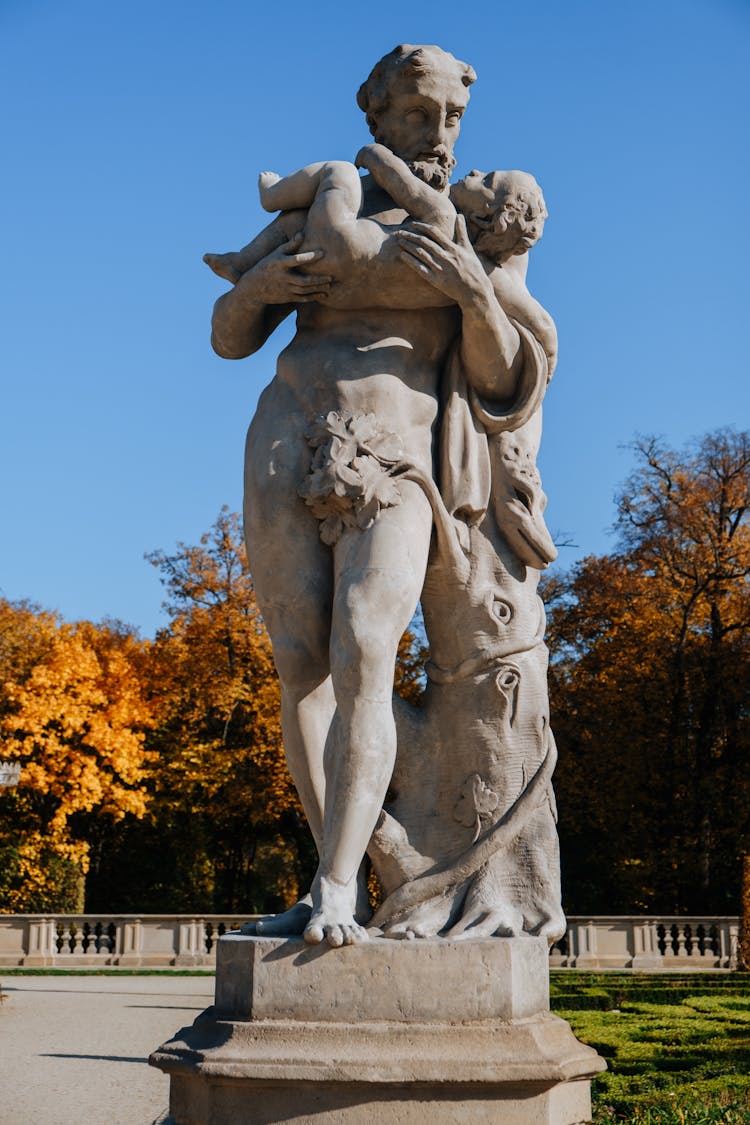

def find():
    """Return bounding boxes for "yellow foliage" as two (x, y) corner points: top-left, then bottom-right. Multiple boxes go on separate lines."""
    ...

(0, 601), (153, 910)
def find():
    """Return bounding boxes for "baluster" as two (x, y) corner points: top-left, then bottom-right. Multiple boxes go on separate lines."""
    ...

(675, 923), (687, 958)
(719, 923), (728, 965)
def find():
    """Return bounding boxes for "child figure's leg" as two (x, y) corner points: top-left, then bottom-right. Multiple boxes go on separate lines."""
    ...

(203, 215), (304, 284)
(356, 144), (456, 233)
(259, 161), (362, 220)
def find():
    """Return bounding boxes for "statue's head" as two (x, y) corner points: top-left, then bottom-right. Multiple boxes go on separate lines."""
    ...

(451, 169), (548, 262)
(357, 45), (476, 192)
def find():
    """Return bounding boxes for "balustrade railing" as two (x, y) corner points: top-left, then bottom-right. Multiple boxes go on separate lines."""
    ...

(0, 914), (257, 967)
(549, 916), (740, 970)
(0, 913), (741, 969)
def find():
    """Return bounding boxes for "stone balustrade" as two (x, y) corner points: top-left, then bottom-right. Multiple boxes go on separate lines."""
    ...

(549, 916), (740, 970)
(0, 913), (740, 969)
(0, 914), (256, 968)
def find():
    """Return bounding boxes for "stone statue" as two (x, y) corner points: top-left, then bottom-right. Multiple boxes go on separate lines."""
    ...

(204, 43), (564, 949)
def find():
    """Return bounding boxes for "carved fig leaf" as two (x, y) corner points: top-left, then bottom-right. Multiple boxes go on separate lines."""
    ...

(453, 773), (500, 840)
(353, 455), (402, 509)
(306, 410), (354, 447)
(346, 412), (380, 446)
(363, 430), (404, 463)
(319, 514), (345, 545)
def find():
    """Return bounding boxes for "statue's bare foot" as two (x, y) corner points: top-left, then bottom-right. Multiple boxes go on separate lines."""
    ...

(445, 900), (524, 940)
(380, 894), (454, 940)
(534, 908), (567, 945)
(258, 170), (282, 210)
(244, 897), (313, 937)
(304, 874), (369, 947)
(203, 252), (241, 284)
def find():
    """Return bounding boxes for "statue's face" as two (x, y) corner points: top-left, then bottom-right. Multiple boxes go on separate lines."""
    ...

(372, 71), (469, 191)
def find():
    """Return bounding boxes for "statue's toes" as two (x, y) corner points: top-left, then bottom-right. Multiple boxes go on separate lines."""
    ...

(325, 924), (345, 948)
(303, 920), (325, 945)
(340, 923), (368, 945)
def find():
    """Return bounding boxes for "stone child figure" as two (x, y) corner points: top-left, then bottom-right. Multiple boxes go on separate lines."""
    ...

(206, 44), (561, 947)
(205, 157), (554, 370)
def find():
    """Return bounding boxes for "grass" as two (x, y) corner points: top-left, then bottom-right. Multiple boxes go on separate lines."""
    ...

(550, 972), (750, 1122)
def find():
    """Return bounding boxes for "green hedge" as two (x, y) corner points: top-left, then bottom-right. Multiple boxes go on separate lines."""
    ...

(550, 973), (750, 1120)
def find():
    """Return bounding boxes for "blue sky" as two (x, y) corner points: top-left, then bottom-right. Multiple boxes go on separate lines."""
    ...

(2, 0), (748, 636)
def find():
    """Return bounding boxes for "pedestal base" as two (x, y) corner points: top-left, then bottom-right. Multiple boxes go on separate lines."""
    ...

(150, 935), (605, 1124)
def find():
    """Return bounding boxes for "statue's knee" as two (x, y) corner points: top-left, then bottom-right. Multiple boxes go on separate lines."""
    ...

(331, 635), (396, 702)
(273, 636), (329, 694)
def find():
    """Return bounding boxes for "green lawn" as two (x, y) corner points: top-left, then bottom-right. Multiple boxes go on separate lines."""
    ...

(550, 972), (750, 1123)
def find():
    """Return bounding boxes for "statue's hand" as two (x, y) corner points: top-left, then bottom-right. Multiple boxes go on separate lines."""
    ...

(395, 216), (492, 309)
(237, 232), (333, 304)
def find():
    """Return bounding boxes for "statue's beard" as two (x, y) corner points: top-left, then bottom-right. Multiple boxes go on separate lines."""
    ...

(406, 150), (455, 193)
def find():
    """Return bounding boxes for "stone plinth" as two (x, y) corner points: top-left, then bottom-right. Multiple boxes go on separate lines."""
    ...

(150, 934), (605, 1124)
(215, 931), (550, 1022)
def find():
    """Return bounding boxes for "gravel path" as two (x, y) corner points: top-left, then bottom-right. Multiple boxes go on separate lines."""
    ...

(0, 973), (215, 1125)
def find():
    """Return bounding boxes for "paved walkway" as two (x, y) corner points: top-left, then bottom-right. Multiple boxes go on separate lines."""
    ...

(0, 973), (215, 1124)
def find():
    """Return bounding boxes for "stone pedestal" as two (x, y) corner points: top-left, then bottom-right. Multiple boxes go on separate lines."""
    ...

(150, 934), (605, 1124)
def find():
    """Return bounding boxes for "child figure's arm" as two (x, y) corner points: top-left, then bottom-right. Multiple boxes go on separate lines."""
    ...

(356, 143), (456, 232)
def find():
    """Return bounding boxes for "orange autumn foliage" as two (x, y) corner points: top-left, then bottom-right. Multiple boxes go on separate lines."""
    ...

(546, 429), (750, 914)
(0, 603), (152, 910)
(121, 508), (306, 913)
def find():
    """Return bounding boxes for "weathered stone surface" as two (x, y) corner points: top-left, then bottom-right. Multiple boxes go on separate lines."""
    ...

(154, 1011), (602, 1124)
(202, 42), (562, 947)
(163, 1074), (593, 1125)
(215, 933), (550, 1022)
(151, 935), (605, 1123)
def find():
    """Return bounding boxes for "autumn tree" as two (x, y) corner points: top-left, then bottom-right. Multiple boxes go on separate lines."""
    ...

(84, 507), (430, 915)
(546, 429), (750, 914)
(85, 509), (308, 914)
(0, 601), (152, 911)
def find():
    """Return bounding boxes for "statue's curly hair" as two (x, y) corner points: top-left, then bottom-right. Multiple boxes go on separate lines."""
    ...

(357, 45), (476, 135)
(489, 171), (548, 226)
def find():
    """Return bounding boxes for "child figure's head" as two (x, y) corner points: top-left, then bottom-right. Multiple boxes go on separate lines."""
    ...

(450, 169), (547, 263)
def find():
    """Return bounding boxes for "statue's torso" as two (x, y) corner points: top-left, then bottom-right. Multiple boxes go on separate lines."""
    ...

(260, 186), (461, 464)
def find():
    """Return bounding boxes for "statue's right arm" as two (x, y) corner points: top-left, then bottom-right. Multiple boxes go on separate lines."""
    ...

(210, 216), (333, 359)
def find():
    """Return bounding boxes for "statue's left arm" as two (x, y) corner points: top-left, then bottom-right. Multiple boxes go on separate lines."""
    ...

(396, 217), (523, 400)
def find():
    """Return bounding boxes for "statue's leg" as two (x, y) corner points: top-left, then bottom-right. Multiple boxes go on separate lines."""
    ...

(258, 162), (332, 212)
(301, 161), (363, 251)
(243, 417), (335, 934)
(304, 481), (433, 947)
